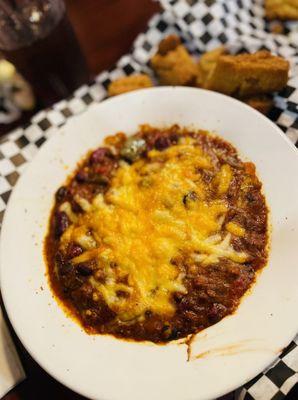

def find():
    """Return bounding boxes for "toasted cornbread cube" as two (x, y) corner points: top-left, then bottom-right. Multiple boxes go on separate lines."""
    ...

(151, 35), (198, 86)
(243, 95), (273, 115)
(265, 0), (298, 20)
(268, 21), (285, 34)
(157, 34), (181, 56)
(197, 47), (227, 87)
(108, 74), (153, 96)
(205, 51), (289, 97)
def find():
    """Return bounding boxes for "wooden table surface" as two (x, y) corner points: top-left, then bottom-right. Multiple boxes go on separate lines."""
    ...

(66, 0), (160, 76)
(1, 1), (297, 399)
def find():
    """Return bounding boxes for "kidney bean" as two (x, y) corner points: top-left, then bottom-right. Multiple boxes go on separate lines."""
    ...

(208, 303), (227, 321)
(67, 244), (83, 259)
(94, 161), (117, 176)
(55, 211), (69, 237)
(89, 148), (111, 165)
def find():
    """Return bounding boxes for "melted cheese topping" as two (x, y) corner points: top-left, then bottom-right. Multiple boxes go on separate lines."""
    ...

(60, 137), (247, 322)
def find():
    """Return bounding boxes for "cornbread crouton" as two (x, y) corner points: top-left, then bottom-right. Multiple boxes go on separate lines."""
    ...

(157, 34), (181, 56)
(108, 74), (153, 96)
(268, 21), (285, 34)
(243, 95), (274, 115)
(265, 0), (298, 20)
(151, 35), (198, 86)
(197, 47), (227, 87)
(205, 51), (289, 97)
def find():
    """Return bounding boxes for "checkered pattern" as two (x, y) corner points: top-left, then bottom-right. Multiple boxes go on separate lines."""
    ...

(0, 1), (297, 399)
(235, 338), (298, 400)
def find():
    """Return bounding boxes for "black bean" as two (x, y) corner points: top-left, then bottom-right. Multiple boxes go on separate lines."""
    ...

(55, 211), (69, 237)
(55, 251), (65, 268)
(55, 252), (74, 276)
(116, 290), (129, 298)
(246, 190), (259, 203)
(75, 170), (89, 182)
(173, 292), (184, 303)
(155, 136), (171, 150)
(168, 327), (179, 340)
(161, 324), (173, 339)
(77, 263), (93, 276)
(183, 191), (198, 207)
(88, 173), (109, 185)
(59, 262), (74, 276)
(71, 200), (83, 213)
(110, 261), (117, 268)
(55, 186), (68, 202)
(170, 134), (179, 144)
(62, 273), (83, 291)
(75, 170), (109, 186)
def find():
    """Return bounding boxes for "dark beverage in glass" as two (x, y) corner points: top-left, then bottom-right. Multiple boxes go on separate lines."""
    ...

(0, 0), (89, 106)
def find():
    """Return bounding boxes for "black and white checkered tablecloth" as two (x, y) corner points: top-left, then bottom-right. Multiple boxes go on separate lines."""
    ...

(0, 1), (297, 399)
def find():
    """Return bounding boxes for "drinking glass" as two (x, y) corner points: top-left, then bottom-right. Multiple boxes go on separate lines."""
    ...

(0, 0), (89, 106)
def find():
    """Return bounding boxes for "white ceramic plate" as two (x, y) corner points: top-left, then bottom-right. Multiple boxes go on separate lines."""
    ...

(1, 87), (298, 400)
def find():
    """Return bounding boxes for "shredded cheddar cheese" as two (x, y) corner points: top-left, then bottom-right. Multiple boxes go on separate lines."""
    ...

(60, 138), (247, 322)
(226, 221), (245, 237)
(215, 164), (232, 195)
